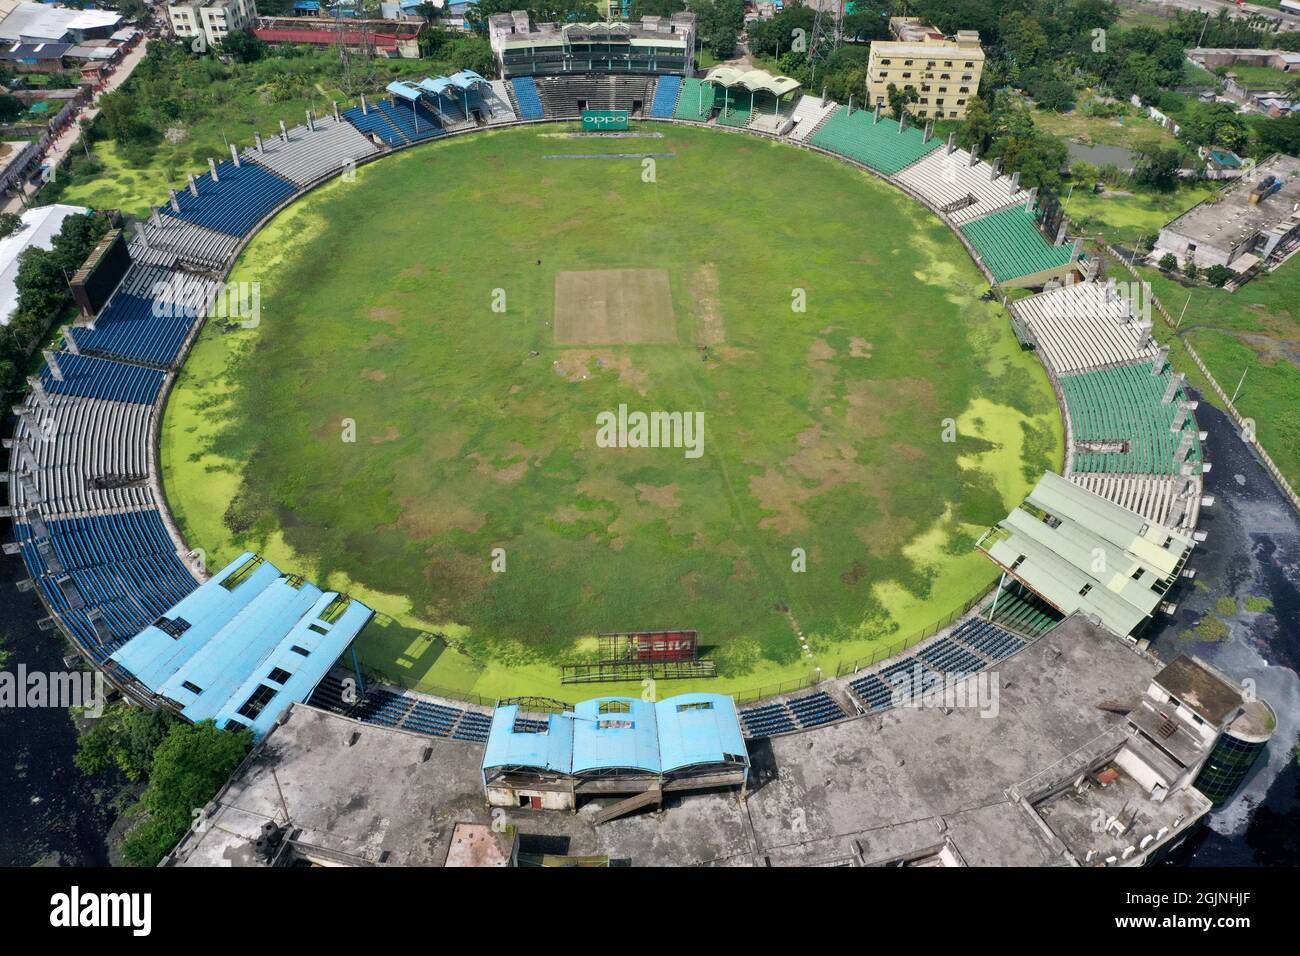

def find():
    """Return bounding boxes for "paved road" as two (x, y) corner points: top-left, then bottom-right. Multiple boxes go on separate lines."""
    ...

(4, 37), (152, 215)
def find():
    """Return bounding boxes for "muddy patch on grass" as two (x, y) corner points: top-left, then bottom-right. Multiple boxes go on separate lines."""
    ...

(370, 425), (401, 444)
(635, 482), (680, 509)
(369, 306), (402, 324)
(360, 368), (388, 381)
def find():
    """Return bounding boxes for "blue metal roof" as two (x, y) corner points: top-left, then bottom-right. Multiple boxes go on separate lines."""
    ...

(571, 697), (660, 773)
(482, 693), (747, 776)
(109, 553), (373, 739)
(482, 705), (575, 772)
(655, 693), (748, 772)
(386, 80), (423, 102)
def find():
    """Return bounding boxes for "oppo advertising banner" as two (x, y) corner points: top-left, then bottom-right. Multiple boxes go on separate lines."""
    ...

(582, 110), (630, 131)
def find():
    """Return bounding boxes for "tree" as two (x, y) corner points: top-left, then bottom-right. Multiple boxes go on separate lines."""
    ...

(1133, 144), (1184, 192)
(627, 0), (684, 19)
(121, 720), (253, 867)
(957, 94), (996, 153)
(0, 212), (21, 240)
(0, 94), (22, 124)
(886, 82), (918, 120)
(1204, 264), (1233, 287)
(219, 30), (265, 64)
(693, 0), (745, 60)
(1183, 259), (1198, 281)
(75, 703), (176, 783)
(1158, 252), (1177, 272)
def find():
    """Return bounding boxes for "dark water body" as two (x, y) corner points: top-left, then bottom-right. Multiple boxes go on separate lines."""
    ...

(1150, 396), (1300, 867)
(0, 550), (115, 866)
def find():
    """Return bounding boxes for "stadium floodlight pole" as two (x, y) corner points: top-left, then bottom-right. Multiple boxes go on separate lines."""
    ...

(1175, 295), (1190, 330)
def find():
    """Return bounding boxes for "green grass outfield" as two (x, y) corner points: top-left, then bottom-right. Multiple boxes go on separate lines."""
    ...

(161, 123), (1063, 702)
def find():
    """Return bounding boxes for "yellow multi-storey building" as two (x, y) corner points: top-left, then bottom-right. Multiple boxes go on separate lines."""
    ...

(866, 17), (984, 121)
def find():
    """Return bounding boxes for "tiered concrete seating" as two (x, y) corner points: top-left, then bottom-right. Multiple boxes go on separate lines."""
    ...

(892, 145), (1026, 224)
(243, 117), (379, 187)
(71, 265), (220, 368)
(673, 77), (716, 121)
(1010, 280), (1160, 375)
(11, 394), (155, 518)
(787, 94), (837, 142)
(649, 74), (682, 117)
(1071, 473), (1202, 533)
(39, 352), (165, 405)
(484, 80), (518, 124)
(342, 103), (406, 147)
(133, 216), (240, 271)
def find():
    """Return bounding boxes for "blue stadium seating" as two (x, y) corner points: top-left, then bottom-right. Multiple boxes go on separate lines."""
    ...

(511, 76), (544, 120)
(739, 691), (846, 738)
(40, 351), (166, 405)
(951, 618), (1026, 662)
(71, 293), (197, 368)
(916, 638), (985, 677)
(163, 160), (298, 237)
(15, 511), (198, 657)
(342, 105), (406, 148)
(374, 98), (443, 143)
(649, 75), (682, 118)
(351, 686), (492, 742)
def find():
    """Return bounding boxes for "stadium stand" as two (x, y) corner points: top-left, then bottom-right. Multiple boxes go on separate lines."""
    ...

(510, 75), (545, 120)
(739, 690), (845, 738)
(163, 161), (298, 238)
(978, 584), (1062, 640)
(715, 96), (752, 128)
(352, 685), (492, 742)
(1010, 280), (1160, 375)
(673, 77), (716, 121)
(534, 74), (658, 116)
(787, 94), (838, 142)
(132, 216), (240, 272)
(1061, 362), (1202, 475)
(649, 74), (682, 117)
(39, 351), (166, 406)
(893, 146), (1027, 225)
(1071, 473), (1202, 533)
(10, 395), (155, 517)
(485, 80), (519, 124)
(15, 510), (198, 656)
(958, 205), (1079, 285)
(916, 637), (986, 676)
(108, 552), (374, 738)
(374, 97), (443, 143)
(950, 616), (1029, 660)
(808, 106), (943, 176)
(342, 103), (406, 148)
(70, 266), (219, 368)
(242, 118), (379, 187)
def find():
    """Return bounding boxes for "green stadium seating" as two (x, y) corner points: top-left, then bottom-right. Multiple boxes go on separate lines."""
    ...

(958, 205), (1077, 284)
(808, 106), (943, 176)
(1061, 362), (1203, 475)
(673, 78), (717, 121)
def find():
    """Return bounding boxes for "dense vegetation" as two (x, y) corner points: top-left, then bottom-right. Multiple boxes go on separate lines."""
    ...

(77, 704), (253, 866)
(0, 212), (112, 401)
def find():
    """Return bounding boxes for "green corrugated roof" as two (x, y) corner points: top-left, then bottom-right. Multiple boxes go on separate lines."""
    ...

(979, 472), (1193, 637)
(959, 205), (1076, 283)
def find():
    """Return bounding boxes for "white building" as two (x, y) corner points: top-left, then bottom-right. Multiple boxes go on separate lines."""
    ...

(0, 203), (90, 326)
(168, 0), (256, 50)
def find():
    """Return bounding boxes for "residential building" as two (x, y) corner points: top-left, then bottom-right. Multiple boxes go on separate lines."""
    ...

(866, 17), (984, 121)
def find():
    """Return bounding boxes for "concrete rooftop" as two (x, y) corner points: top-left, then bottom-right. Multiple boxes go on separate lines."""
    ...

(168, 615), (1182, 867)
